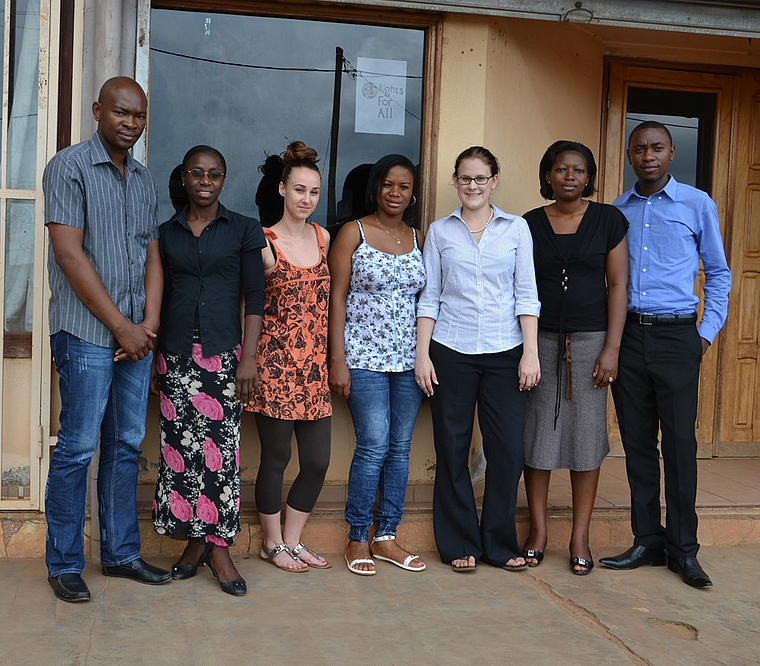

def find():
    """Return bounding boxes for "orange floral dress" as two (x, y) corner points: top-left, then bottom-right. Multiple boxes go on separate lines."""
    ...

(248, 223), (331, 420)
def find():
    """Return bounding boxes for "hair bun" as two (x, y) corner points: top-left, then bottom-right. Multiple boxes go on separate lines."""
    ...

(282, 140), (319, 166)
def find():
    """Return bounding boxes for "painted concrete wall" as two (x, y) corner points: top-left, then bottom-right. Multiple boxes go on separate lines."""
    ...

(34, 11), (760, 502)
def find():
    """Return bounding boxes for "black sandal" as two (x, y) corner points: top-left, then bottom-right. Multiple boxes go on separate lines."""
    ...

(522, 548), (545, 568)
(569, 554), (594, 576)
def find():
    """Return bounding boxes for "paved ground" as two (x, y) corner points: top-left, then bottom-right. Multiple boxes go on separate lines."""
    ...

(1, 545), (758, 666)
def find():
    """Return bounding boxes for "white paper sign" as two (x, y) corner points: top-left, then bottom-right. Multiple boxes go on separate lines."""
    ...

(354, 57), (407, 136)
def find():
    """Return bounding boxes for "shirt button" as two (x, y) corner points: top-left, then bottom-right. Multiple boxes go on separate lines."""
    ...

(642, 291), (647, 295)
(658, 196), (662, 200)
(644, 247), (648, 250)
(647, 201), (652, 205)
(645, 223), (650, 227)
(642, 268), (647, 272)
(201, 301), (206, 306)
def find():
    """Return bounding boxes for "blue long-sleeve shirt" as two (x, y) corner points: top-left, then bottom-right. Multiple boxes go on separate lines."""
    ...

(613, 176), (731, 344)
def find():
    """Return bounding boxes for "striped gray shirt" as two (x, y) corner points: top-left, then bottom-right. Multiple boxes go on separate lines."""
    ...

(43, 132), (159, 348)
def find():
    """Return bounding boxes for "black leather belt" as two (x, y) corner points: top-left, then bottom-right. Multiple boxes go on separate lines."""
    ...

(627, 312), (698, 326)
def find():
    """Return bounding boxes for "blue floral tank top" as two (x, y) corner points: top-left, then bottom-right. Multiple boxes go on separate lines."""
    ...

(344, 220), (426, 372)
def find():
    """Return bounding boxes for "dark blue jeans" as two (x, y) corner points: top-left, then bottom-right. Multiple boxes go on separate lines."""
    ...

(46, 331), (151, 576)
(344, 369), (423, 542)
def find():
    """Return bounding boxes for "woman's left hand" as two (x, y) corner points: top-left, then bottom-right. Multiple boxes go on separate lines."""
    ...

(518, 350), (541, 391)
(235, 355), (258, 406)
(593, 346), (618, 388)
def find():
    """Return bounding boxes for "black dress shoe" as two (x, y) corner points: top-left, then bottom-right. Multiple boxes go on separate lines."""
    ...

(172, 542), (213, 580)
(668, 556), (713, 588)
(102, 557), (171, 585)
(203, 551), (247, 597)
(599, 545), (667, 569)
(48, 573), (91, 603)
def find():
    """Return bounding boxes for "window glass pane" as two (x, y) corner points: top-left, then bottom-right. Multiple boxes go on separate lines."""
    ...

(4, 199), (35, 332)
(148, 10), (425, 225)
(7, 0), (40, 190)
(1, 357), (32, 501)
(624, 87), (716, 194)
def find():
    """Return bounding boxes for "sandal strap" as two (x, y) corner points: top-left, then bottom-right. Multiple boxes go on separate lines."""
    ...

(348, 558), (375, 566)
(269, 543), (298, 563)
(402, 555), (421, 567)
(371, 534), (396, 544)
(292, 542), (322, 561)
(570, 557), (593, 568)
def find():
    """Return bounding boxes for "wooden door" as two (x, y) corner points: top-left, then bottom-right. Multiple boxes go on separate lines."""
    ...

(601, 63), (734, 458)
(717, 75), (760, 455)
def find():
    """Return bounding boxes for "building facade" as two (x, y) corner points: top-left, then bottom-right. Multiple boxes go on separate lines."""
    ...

(2, 0), (760, 515)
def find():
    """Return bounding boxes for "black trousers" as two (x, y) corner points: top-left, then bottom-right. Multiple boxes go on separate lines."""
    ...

(428, 340), (526, 566)
(611, 320), (703, 558)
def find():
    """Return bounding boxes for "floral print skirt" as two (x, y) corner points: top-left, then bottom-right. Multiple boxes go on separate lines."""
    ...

(153, 336), (242, 546)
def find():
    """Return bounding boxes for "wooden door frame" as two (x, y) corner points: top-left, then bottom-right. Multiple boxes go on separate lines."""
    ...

(600, 59), (735, 458)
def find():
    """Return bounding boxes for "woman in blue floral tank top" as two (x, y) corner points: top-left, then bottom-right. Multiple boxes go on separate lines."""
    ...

(329, 155), (427, 576)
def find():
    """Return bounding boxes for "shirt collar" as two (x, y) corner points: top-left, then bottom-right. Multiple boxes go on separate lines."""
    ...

(171, 202), (230, 230)
(624, 174), (678, 202)
(88, 131), (141, 172)
(450, 204), (510, 223)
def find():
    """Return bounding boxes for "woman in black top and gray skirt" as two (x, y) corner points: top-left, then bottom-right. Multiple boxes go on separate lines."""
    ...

(522, 141), (628, 575)
(152, 145), (266, 595)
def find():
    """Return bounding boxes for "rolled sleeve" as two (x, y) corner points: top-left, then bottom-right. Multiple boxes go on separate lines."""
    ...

(513, 220), (541, 317)
(696, 197), (731, 344)
(416, 225), (441, 321)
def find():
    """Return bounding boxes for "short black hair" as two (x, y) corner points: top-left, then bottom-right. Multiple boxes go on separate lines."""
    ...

(628, 120), (673, 147)
(364, 154), (416, 211)
(538, 140), (597, 200)
(181, 145), (227, 173)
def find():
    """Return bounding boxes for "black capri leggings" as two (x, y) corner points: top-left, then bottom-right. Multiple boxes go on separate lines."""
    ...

(254, 414), (331, 515)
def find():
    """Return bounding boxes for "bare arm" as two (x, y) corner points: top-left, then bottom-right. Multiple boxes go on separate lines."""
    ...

(518, 314), (540, 391)
(237, 314), (263, 406)
(142, 239), (162, 333)
(47, 223), (155, 361)
(414, 316), (438, 397)
(327, 222), (360, 398)
(594, 236), (629, 387)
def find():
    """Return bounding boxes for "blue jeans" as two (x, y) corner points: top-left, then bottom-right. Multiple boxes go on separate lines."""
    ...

(46, 332), (151, 576)
(345, 369), (423, 542)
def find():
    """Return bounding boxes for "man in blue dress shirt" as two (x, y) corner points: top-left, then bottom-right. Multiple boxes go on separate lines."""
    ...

(600, 121), (731, 588)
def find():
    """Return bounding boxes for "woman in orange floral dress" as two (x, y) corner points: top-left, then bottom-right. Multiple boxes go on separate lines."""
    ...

(246, 141), (332, 572)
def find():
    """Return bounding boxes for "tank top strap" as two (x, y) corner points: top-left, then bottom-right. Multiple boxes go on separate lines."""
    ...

(263, 227), (278, 242)
(311, 222), (326, 255)
(355, 219), (366, 243)
(412, 226), (419, 250)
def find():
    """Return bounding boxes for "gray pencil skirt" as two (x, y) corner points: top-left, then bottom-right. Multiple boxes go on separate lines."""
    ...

(523, 329), (609, 472)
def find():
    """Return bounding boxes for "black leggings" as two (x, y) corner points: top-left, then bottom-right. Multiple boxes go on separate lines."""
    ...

(254, 414), (331, 515)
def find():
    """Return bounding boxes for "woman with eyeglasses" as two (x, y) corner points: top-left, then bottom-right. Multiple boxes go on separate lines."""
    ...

(245, 141), (333, 573)
(328, 154), (427, 576)
(152, 145), (266, 596)
(416, 146), (541, 572)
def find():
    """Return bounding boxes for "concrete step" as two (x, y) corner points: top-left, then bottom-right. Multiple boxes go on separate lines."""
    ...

(3, 504), (759, 560)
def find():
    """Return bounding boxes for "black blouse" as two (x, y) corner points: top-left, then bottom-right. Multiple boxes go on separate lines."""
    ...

(524, 201), (628, 333)
(159, 203), (266, 356)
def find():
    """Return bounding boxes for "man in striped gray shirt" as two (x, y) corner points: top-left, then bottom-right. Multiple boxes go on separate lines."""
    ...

(43, 77), (171, 602)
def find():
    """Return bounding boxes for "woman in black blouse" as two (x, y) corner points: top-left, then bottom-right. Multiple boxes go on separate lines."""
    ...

(522, 141), (628, 575)
(152, 145), (266, 595)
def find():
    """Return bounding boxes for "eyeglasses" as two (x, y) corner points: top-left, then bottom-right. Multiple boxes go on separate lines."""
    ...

(455, 175), (494, 186)
(186, 168), (225, 181)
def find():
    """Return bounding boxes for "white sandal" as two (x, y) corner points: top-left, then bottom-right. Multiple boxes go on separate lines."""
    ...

(370, 534), (426, 572)
(345, 553), (376, 576)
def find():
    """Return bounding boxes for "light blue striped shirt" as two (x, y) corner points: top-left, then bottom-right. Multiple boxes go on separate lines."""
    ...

(417, 205), (540, 354)
(43, 132), (159, 348)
